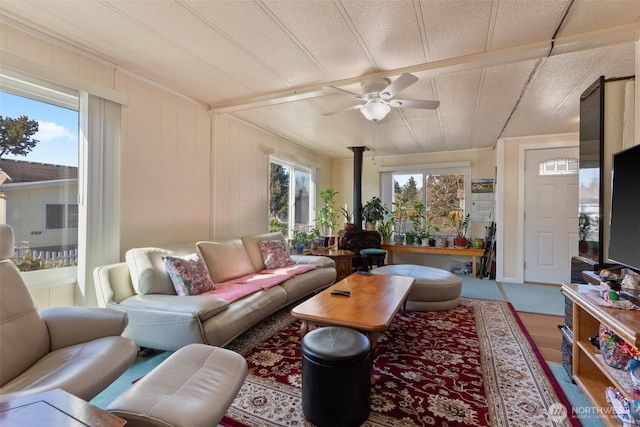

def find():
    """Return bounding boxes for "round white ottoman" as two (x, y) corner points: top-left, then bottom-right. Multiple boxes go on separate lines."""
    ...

(372, 264), (462, 311)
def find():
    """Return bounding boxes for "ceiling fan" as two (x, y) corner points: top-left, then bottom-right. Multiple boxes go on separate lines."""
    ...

(322, 73), (440, 122)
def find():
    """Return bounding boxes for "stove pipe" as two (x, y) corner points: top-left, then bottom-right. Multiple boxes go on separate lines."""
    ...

(349, 146), (368, 230)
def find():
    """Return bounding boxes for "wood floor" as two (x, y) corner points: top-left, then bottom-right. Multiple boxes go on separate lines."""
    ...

(517, 311), (564, 364)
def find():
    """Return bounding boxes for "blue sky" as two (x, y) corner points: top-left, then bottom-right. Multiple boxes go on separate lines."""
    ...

(0, 91), (78, 167)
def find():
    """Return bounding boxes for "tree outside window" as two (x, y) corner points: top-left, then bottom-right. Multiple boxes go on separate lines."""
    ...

(269, 160), (313, 238)
(393, 172), (465, 235)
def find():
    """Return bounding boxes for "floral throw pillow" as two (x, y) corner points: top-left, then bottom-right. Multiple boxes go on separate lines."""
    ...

(258, 240), (293, 269)
(162, 253), (215, 296)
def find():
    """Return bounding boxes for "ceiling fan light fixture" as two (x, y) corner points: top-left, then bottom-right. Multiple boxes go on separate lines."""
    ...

(361, 102), (391, 122)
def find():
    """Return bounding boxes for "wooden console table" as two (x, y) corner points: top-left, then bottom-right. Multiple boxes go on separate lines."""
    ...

(309, 248), (355, 282)
(0, 388), (126, 427)
(562, 283), (640, 426)
(381, 244), (486, 277)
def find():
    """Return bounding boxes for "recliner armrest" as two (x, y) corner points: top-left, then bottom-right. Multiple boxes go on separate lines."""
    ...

(41, 307), (130, 351)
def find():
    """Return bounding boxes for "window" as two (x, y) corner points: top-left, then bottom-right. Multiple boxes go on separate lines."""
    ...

(45, 203), (78, 230)
(539, 158), (578, 176)
(382, 164), (470, 236)
(269, 158), (314, 238)
(1, 89), (79, 272)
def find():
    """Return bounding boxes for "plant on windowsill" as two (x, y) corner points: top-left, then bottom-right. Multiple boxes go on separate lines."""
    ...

(378, 215), (394, 245)
(392, 195), (410, 244)
(425, 213), (440, 246)
(442, 209), (470, 248)
(407, 202), (426, 246)
(293, 227), (317, 254)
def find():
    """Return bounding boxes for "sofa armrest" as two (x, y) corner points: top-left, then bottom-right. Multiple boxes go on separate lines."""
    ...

(119, 294), (229, 322)
(290, 255), (335, 268)
(41, 307), (130, 351)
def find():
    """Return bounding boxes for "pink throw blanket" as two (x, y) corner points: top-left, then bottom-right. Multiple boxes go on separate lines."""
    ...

(202, 264), (317, 303)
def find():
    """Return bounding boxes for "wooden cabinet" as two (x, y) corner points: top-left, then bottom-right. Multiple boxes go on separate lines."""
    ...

(310, 249), (355, 282)
(562, 283), (640, 426)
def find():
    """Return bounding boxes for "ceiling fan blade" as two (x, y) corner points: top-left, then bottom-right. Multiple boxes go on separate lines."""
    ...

(380, 73), (418, 99)
(390, 99), (440, 110)
(323, 86), (365, 100)
(322, 104), (363, 116)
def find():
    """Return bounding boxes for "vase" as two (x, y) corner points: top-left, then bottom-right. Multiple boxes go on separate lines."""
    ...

(295, 244), (305, 254)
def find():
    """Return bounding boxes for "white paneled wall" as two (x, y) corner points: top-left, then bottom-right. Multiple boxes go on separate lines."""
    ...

(213, 115), (332, 239)
(117, 72), (212, 253)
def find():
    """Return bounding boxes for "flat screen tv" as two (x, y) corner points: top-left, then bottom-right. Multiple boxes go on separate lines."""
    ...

(608, 144), (640, 272)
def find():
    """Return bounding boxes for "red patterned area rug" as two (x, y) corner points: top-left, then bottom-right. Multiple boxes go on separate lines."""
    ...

(221, 297), (579, 426)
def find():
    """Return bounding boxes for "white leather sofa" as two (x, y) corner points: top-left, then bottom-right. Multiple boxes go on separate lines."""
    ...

(94, 232), (336, 352)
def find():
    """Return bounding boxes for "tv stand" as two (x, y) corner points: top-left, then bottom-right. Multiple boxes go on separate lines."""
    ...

(562, 283), (640, 426)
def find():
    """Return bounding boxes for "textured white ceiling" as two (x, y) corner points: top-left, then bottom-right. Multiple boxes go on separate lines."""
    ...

(0, 0), (638, 159)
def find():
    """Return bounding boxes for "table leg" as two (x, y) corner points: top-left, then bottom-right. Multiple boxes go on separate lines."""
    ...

(471, 256), (476, 277)
(299, 320), (309, 338)
(367, 331), (378, 384)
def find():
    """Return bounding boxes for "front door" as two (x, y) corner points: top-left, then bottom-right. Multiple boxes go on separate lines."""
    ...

(524, 147), (579, 284)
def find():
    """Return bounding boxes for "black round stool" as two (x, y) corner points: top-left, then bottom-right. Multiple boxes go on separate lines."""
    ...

(301, 326), (371, 427)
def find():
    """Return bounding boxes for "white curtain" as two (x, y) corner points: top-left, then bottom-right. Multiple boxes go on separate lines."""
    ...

(77, 93), (121, 306)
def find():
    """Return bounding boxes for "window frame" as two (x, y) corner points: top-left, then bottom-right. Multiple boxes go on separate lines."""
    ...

(44, 202), (79, 230)
(269, 156), (316, 238)
(0, 79), (80, 287)
(380, 162), (472, 223)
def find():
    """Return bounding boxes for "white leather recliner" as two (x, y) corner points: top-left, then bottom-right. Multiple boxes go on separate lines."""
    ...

(0, 224), (138, 402)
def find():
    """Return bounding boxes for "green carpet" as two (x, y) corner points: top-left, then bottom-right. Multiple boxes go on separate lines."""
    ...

(460, 275), (564, 316)
(459, 274), (503, 300)
(547, 363), (607, 426)
(90, 350), (171, 408)
(500, 281), (564, 316)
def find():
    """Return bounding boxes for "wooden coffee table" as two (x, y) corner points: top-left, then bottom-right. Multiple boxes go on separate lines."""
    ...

(291, 272), (414, 382)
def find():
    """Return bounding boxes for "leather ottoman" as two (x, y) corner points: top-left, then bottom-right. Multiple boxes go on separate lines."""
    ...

(106, 344), (247, 427)
(301, 327), (371, 427)
(372, 264), (462, 311)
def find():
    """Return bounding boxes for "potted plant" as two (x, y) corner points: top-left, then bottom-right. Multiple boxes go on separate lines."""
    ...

(293, 228), (317, 254)
(340, 205), (355, 232)
(317, 188), (339, 244)
(378, 215), (394, 245)
(361, 196), (386, 231)
(578, 213), (592, 253)
(407, 202), (426, 246)
(425, 213), (440, 246)
(443, 209), (470, 248)
(392, 195), (410, 244)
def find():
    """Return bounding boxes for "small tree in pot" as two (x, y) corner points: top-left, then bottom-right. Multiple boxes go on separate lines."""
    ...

(317, 188), (339, 244)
